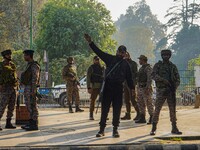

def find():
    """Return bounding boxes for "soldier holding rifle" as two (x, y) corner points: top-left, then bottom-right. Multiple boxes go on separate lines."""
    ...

(84, 34), (135, 138)
(150, 49), (182, 135)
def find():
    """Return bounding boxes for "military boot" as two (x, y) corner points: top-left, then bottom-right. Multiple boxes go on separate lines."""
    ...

(25, 120), (38, 131)
(89, 112), (94, 120)
(113, 127), (120, 138)
(69, 105), (74, 113)
(133, 112), (140, 121)
(96, 126), (105, 137)
(75, 105), (84, 112)
(21, 119), (32, 129)
(150, 122), (157, 135)
(147, 115), (153, 125)
(5, 118), (16, 129)
(121, 112), (131, 120)
(171, 122), (182, 135)
(135, 114), (146, 123)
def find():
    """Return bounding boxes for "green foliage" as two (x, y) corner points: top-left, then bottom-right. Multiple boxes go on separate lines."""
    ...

(171, 25), (200, 69)
(0, 0), (46, 51)
(49, 54), (94, 85)
(188, 55), (200, 70)
(36, 0), (116, 60)
(114, 0), (165, 62)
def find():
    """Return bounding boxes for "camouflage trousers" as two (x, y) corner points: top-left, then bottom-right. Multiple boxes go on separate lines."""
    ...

(152, 88), (177, 123)
(24, 86), (39, 121)
(137, 87), (154, 116)
(0, 86), (16, 119)
(124, 85), (139, 113)
(66, 82), (80, 106)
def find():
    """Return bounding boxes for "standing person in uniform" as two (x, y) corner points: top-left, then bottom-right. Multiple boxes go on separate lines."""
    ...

(87, 56), (104, 120)
(20, 50), (40, 131)
(0, 49), (18, 131)
(150, 49), (182, 135)
(135, 55), (154, 124)
(62, 57), (84, 113)
(84, 34), (134, 138)
(121, 52), (140, 121)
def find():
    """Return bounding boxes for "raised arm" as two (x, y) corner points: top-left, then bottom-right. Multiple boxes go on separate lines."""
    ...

(84, 34), (113, 64)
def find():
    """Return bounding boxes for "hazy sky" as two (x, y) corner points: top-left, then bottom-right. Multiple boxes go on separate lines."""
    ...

(97, 0), (174, 23)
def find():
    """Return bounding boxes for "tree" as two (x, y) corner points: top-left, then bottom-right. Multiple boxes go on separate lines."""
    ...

(36, 0), (116, 60)
(0, 0), (47, 51)
(114, 0), (165, 62)
(165, 0), (200, 37)
(171, 25), (200, 69)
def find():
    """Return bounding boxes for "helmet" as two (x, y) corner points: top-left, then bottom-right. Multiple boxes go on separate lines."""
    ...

(67, 57), (74, 63)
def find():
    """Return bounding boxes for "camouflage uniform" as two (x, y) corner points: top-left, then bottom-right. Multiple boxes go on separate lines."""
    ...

(62, 63), (80, 106)
(121, 59), (139, 120)
(137, 64), (153, 117)
(0, 61), (18, 122)
(152, 61), (180, 123)
(21, 61), (40, 121)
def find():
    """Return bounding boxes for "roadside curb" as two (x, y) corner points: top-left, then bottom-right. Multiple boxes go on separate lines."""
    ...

(1, 144), (200, 150)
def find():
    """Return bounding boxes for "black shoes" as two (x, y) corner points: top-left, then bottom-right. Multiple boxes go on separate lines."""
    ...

(69, 105), (74, 113)
(113, 128), (120, 138)
(96, 131), (105, 137)
(75, 106), (84, 112)
(171, 122), (182, 135)
(121, 113), (131, 120)
(5, 119), (16, 129)
(135, 114), (146, 123)
(150, 122), (157, 136)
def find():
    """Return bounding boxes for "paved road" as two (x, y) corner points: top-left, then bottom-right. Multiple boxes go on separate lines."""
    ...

(0, 106), (200, 149)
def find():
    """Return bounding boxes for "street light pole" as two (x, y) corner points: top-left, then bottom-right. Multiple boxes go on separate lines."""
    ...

(30, 0), (33, 49)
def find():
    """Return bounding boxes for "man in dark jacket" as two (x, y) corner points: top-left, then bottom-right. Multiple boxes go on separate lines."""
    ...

(84, 34), (134, 138)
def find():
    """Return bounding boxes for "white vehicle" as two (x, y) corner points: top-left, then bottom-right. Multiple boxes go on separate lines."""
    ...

(52, 76), (90, 107)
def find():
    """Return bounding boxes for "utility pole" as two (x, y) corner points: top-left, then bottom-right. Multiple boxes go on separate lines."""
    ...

(30, 0), (33, 49)
(44, 50), (49, 87)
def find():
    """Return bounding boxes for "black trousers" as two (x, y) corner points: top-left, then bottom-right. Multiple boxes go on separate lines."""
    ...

(99, 82), (123, 128)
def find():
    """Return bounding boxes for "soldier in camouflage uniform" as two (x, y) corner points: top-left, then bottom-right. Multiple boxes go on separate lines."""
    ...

(20, 50), (40, 131)
(0, 49), (18, 131)
(150, 50), (182, 135)
(121, 52), (140, 121)
(62, 57), (84, 113)
(87, 56), (104, 120)
(135, 55), (154, 124)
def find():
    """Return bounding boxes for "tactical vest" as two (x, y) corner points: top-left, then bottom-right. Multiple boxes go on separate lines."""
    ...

(20, 61), (40, 86)
(155, 61), (172, 88)
(0, 62), (18, 86)
(90, 64), (104, 83)
(137, 64), (150, 84)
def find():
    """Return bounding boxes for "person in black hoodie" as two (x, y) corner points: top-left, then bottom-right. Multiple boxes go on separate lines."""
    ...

(84, 34), (135, 138)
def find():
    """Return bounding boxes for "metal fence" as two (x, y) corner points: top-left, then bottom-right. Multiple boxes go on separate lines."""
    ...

(17, 68), (197, 108)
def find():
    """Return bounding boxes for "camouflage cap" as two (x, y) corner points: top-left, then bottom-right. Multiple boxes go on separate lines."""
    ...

(161, 49), (172, 55)
(138, 55), (148, 61)
(67, 56), (74, 63)
(23, 49), (34, 55)
(1, 49), (12, 56)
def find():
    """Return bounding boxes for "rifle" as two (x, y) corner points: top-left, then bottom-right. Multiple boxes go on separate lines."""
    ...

(95, 59), (124, 114)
